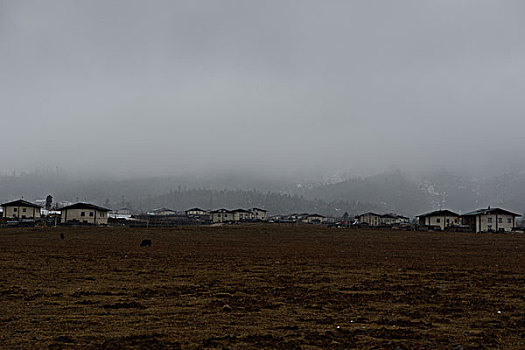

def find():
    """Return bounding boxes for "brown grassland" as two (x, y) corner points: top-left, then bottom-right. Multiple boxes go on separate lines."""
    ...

(0, 225), (524, 349)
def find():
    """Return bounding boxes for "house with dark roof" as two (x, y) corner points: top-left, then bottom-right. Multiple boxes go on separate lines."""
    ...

(210, 209), (235, 223)
(357, 212), (410, 226)
(416, 209), (460, 230)
(356, 212), (382, 226)
(461, 207), (520, 233)
(232, 209), (252, 222)
(60, 202), (111, 225)
(185, 208), (209, 217)
(379, 213), (398, 225)
(1, 199), (42, 220)
(305, 214), (326, 224)
(147, 208), (177, 216)
(250, 208), (267, 221)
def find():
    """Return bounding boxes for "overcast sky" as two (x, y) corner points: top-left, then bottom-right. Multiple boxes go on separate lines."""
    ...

(1, 0), (524, 178)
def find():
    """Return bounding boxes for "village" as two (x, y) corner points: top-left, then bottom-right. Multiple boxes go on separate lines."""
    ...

(0, 197), (522, 233)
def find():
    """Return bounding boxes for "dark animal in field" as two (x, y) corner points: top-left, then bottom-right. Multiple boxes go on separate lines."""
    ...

(60, 233), (65, 239)
(140, 239), (152, 247)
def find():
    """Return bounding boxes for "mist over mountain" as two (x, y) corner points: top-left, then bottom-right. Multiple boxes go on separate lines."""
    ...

(1, 2), (524, 219)
(1, 168), (524, 218)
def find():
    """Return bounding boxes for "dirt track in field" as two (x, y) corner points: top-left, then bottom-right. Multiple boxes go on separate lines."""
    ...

(0, 225), (524, 349)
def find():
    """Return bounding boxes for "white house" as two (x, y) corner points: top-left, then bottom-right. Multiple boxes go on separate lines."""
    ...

(232, 209), (252, 222)
(357, 212), (409, 226)
(210, 209), (235, 223)
(1, 199), (42, 220)
(185, 208), (209, 216)
(357, 212), (382, 226)
(109, 208), (133, 220)
(461, 207), (520, 233)
(416, 209), (460, 230)
(305, 214), (326, 224)
(250, 208), (267, 221)
(380, 214), (398, 225)
(60, 202), (111, 225)
(147, 208), (177, 216)
(112, 208), (131, 215)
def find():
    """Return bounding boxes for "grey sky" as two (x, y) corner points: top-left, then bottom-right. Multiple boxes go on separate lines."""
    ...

(1, 0), (524, 177)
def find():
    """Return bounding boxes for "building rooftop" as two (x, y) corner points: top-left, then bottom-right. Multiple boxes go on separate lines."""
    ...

(461, 207), (521, 217)
(417, 209), (460, 218)
(60, 202), (111, 212)
(1, 199), (42, 208)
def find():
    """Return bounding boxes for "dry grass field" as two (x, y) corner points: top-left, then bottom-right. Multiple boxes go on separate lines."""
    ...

(0, 225), (524, 349)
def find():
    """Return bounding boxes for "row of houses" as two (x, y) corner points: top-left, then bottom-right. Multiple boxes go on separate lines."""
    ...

(268, 213), (332, 224)
(356, 213), (410, 226)
(0, 200), (270, 226)
(354, 208), (521, 233)
(1, 199), (111, 225)
(144, 207), (268, 223)
(416, 208), (520, 233)
(1, 198), (522, 233)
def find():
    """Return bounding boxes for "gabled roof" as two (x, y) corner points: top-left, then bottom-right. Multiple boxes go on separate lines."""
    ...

(381, 213), (398, 219)
(251, 207), (267, 212)
(233, 209), (251, 213)
(1, 199), (42, 208)
(289, 213), (309, 218)
(358, 212), (381, 217)
(185, 207), (206, 212)
(417, 209), (460, 218)
(151, 207), (176, 212)
(461, 207), (521, 217)
(60, 202), (111, 212)
(307, 213), (325, 218)
(210, 209), (233, 213)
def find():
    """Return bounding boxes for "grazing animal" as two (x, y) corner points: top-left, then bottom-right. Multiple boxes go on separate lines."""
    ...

(140, 239), (152, 247)
(60, 233), (65, 240)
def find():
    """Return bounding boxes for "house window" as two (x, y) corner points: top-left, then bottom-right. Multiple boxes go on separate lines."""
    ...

(507, 218), (512, 224)
(436, 218), (441, 223)
(446, 218), (450, 223)
(90, 212), (94, 217)
(13, 208), (17, 212)
(488, 218), (492, 223)
(101, 212), (105, 217)
(498, 218), (502, 223)
(22, 208), (27, 213)
(488, 225), (492, 230)
(81, 212), (85, 217)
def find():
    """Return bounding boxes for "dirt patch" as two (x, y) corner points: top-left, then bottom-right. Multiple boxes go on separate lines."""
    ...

(0, 225), (524, 348)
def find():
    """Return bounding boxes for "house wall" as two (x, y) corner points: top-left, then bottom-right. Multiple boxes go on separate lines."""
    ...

(381, 217), (396, 225)
(423, 215), (459, 230)
(2, 205), (41, 219)
(233, 211), (252, 221)
(358, 214), (381, 226)
(186, 210), (207, 216)
(153, 210), (176, 216)
(476, 214), (515, 232)
(396, 217), (410, 224)
(211, 212), (234, 223)
(251, 209), (267, 220)
(306, 216), (325, 224)
(61, 209), (108, 225)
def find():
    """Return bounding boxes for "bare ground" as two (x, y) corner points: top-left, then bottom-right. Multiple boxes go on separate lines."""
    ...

(0, 225), (524, 349)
